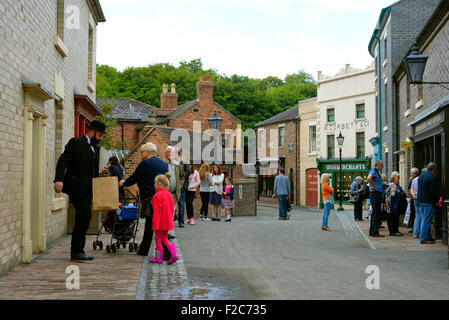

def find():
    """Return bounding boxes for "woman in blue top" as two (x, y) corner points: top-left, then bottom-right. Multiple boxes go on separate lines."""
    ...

(385, 172), (405, 236)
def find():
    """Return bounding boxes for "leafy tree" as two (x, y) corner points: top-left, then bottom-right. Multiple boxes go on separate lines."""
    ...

(96, 59), (317, 131)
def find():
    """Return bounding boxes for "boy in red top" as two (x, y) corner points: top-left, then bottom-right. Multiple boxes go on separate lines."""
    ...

(150, 175), (178, 264)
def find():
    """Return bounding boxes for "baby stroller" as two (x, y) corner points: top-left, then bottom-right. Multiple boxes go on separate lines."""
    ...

(93, 194), (141, 254)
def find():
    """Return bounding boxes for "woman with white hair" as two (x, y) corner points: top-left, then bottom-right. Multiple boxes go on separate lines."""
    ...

(350, 176), (364, 221)
(384, 171), (406, 236)
(120, 142), (169, 256)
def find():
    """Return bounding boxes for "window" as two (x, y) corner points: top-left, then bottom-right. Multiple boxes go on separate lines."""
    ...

(309, 125), (316, 153)
(279, 127), (285, 147)
(88, 24), (94, 89)
(356, 132), (365, 158)
(384, 37), (388, 60)
(327, 135), (335, 159)
(406, 79), (411, 111)
(327, 108), (335, 123)
(384, 83), (388, 123)
(418, 84), (423, 101)
(356, 103), (365, 119)
(258, 129), (265, 149)
(56, 0), (65, 41)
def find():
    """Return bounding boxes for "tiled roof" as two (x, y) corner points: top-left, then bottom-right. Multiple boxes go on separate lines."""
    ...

(254, 105), (299, 127)
(166, 100), (200, 121)
(97, 98), (158, 122)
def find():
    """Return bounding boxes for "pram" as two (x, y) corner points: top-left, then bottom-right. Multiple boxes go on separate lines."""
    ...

(93, 193), (141, 254)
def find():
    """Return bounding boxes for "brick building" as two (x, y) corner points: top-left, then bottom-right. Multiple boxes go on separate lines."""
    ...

(255, 106), (300, 205)
(0, 0), (105, 273)
(393, 0), (449, 245)
(99, 76), (243, 161)
(368, 0), (440, 178)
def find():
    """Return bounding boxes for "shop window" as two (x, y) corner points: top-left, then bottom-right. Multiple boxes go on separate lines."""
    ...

(327, 108), (335, 123)
(309, 125), (316, 153)
(327, 135), (335, 159)
(259, 175), (275, 196)
(356, 104), (365, 119)
(279, 127), (285, 147)
(258, 129), (265, 149)
(356, 132), (365, 158)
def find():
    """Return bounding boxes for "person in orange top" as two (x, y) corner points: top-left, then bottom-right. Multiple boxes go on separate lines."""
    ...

(321, 173), (335, 231)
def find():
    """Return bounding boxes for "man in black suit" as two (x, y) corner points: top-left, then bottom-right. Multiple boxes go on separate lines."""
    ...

(54, 120), (106, 261)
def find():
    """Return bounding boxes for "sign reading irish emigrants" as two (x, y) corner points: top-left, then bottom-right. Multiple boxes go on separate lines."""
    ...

(324, 120), (370, 132)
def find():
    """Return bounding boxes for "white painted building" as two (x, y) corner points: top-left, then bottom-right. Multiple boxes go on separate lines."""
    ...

(316, 63), (376, 205)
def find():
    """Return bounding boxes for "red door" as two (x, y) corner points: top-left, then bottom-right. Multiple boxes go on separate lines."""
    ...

(306, 168), (318, 207)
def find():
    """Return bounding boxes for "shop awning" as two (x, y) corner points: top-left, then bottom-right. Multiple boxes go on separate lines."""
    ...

(409, 94), (449, 127)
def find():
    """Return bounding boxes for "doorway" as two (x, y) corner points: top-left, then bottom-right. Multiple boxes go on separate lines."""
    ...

(23, 107), (47, 263)
(306, 168), (318, 207)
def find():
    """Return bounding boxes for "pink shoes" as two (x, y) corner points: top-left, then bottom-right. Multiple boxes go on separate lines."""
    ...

(167, 244), (178, 265)
(149, 248), (163, 264)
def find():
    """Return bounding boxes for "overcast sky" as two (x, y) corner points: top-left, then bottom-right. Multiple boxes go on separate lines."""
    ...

(96, 0), (394, 80)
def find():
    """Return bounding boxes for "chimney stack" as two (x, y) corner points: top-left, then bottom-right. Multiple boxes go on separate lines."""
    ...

(197, 75), (214, 103)
(160, 83), (178, 110)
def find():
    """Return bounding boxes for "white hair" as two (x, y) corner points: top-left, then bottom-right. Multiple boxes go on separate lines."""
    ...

(165, 146), (175, 153)
(411, 167), (419, 175)
(355, 176), (362, 182)
(141, 142), (157, 154)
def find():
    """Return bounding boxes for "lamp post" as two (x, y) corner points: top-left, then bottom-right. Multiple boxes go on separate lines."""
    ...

(208, 111), (223, 164)
(405, 43), (449, 90)
(337, 132), (345, 211)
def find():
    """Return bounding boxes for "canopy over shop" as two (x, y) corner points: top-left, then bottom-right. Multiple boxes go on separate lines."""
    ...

(317, 157), (372, 208)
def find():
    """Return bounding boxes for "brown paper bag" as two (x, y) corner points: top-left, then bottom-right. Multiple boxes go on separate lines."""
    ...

(92, 176), (119, 212)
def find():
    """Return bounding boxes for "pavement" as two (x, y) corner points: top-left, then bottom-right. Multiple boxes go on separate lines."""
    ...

(0, 205), (448, 300)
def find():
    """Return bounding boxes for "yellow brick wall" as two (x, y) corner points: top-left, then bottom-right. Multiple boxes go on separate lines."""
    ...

(0, 0), (100, 273)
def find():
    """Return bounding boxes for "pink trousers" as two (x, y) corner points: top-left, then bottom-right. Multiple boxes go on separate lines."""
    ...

(155, 231), (171, 251)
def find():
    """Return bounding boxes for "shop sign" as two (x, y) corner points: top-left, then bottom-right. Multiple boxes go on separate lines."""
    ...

(324, 163), (368, 172)
(324, 120), (370, 132)
(414, 112), (442, 134)
(288, 143), (294, 152)
(401, 141), (412, 149)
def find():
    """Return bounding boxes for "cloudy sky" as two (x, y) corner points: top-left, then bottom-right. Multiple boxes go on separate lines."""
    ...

(97, 0), (394, 80)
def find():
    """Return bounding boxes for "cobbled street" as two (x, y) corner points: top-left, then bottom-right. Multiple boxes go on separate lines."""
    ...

(144, 205), (449, 300)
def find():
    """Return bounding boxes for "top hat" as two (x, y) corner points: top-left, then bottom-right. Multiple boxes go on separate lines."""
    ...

(88, 120), (106, 133)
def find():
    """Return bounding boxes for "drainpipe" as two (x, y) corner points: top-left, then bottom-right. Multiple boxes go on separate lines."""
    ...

(119, 120), (124, 150)
(375, 35), (383, 161)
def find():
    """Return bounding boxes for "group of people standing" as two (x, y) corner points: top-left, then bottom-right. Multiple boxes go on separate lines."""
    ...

(320, 159), (441, 244)
(366, 160), (440, 244)
(54, 118), (235, 262)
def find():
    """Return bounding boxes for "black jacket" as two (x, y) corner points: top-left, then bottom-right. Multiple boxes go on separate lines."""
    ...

(54, 136), (100, 199)
(417, 171), (440, 204)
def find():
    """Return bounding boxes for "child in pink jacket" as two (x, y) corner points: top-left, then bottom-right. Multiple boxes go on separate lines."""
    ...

(150, 175), (178, 264)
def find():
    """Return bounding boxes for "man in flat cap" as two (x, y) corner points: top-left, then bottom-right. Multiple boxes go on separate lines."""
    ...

(54, 120), (106, 261)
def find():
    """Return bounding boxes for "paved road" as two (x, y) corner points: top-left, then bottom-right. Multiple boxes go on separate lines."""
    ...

(145, 205), (449, 300)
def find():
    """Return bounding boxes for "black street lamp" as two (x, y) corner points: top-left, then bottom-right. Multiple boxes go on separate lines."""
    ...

(405, 43), (449, 90)
(208, 111), (222, 164)
(337, 132), (345, 212)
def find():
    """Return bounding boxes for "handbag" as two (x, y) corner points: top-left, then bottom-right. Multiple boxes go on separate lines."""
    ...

(403, 202), (411, 225)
